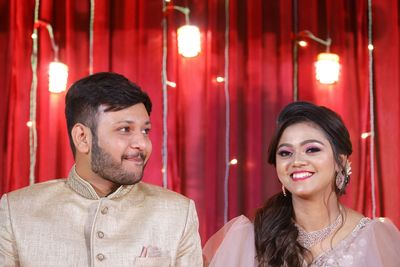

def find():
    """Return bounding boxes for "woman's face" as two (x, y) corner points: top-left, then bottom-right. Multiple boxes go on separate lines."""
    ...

(275, 122), (339, 199)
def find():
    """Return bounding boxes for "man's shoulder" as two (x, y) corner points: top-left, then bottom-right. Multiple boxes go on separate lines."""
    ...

(136, 182), (191, 204)
(4, 178), (67, 200)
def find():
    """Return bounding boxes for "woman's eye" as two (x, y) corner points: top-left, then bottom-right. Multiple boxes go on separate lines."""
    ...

(306, 147), (321, 153)
(277, 150), (292, 157)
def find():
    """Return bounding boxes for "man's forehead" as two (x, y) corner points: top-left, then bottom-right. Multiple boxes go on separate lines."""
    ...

(97, 103), (146, 113)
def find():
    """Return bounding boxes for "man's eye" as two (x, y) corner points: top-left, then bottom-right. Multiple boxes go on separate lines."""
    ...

(142, 128), (151, 135)
(119, 127), (130, 133)
(277, 150), (291, 157)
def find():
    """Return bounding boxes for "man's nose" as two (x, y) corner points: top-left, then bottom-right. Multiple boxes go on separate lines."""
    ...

(129, 132), (148, 150)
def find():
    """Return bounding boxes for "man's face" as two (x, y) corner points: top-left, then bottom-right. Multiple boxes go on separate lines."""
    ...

(90, 103), (152, 186)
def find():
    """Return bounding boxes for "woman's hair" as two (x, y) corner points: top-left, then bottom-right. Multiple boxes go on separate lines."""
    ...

(254, 101), (353, 266)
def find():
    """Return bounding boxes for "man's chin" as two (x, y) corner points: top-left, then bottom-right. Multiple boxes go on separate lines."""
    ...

(116, 172), (144, 185)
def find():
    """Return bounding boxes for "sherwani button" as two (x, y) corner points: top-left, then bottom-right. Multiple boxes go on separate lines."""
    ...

(97, 231), (105, 238)
(101, 207), (108, 214)
(96, 253), (105, 261)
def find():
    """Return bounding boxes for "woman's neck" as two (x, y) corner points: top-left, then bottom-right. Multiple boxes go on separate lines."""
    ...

(292, 194), (341, 232)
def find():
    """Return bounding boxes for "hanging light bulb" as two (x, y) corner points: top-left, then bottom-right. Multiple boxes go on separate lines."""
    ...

(177, 25), (201, 58)
(49, 61), (68, 93)
(163, 5), (201, 58)
(315, 52), (340, 84)
(296, 31), (341, 85)
(33, 20), (69, 93)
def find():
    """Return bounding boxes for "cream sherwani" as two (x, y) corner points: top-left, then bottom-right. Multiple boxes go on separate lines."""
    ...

(0, 167), (202, 267)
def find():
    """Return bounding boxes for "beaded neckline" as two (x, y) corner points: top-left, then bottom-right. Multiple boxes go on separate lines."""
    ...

(295, 212), (343, 249)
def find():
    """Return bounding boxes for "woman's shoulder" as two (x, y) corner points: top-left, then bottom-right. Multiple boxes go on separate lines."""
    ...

(203, 215), (256, 267)
(203, 215), (254, 254)
(364, 217), (400, 237)
(224, 215), (253, 232)
(342, 208), (399, 240)
(313, 212), (400, 266)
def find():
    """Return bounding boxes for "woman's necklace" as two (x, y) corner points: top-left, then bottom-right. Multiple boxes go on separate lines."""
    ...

(295, 211), (343, 249)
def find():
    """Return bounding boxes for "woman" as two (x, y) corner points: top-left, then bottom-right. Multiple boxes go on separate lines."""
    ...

(203, 101), (400, 266)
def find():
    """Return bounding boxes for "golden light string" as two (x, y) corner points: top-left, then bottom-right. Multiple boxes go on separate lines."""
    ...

(367, 0), (377, 218)
(89, 0), (95, 74)
(28, 0), (40, 185)
(223, 0), (231, 224)
(161, 0), (169, 188)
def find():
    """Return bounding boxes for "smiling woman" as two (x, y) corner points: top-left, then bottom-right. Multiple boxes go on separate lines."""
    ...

(275, 122), (340, 200)
(203, 101), (400, 267)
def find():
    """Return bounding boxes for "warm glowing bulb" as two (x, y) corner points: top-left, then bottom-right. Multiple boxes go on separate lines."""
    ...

(31, 33), (37, 39)
(298, 40), (308, 47)
(177, 25), (201, 58)
(368, 44), (374, 50)
(49, 61), (68, 93)
(216, 77), (225, 83)
(26, 121), (33, 127)
(361, 132), (371, 139)
(229, 158), (238, 165)
(166, 81), (176, 88)
(315, 53), (340, 84)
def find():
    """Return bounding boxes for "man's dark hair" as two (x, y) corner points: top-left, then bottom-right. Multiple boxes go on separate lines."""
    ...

(65, 72), (152, 155)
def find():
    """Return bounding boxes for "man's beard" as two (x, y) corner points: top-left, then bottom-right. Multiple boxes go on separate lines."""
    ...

(91, 138), (146, 186)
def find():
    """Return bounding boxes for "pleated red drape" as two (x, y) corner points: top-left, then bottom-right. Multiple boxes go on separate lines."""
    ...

(0, 0), (399, 243)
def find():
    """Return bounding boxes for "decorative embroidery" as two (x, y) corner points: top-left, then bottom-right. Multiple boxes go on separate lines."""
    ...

(296, 212), (343, 249)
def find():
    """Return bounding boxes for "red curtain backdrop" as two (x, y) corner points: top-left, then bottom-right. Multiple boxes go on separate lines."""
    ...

(0, 0), (399, 243)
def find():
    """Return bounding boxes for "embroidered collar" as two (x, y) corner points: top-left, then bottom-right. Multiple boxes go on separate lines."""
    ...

(66, 166), (135, 200)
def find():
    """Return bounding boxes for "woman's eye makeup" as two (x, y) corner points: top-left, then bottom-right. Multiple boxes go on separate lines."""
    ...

(305, 146), (321, 153)
(277, 149), (292, 157)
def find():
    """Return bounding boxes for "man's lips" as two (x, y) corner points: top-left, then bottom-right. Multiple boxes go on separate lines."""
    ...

(122, 153), (145, 164)
(290, 171), (314, 181)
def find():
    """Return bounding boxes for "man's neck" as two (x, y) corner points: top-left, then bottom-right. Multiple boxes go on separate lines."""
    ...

(74, 163), (119, 197)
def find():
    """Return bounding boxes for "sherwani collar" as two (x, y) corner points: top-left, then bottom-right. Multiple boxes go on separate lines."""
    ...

(66, 165), (135, 200)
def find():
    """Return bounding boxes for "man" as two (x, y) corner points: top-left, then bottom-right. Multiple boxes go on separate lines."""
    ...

(0, 72), (202, 266)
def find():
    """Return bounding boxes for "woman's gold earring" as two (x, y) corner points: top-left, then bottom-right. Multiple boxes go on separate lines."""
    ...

(282, 185), (287, 197)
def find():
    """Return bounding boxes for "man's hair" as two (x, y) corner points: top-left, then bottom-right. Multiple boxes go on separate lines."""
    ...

(65, 72), (152, 155)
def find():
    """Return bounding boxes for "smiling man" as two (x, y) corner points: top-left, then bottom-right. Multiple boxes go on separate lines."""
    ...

(0, 72), (202, 266)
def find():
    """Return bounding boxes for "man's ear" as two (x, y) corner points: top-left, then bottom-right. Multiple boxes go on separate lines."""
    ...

(71, 123), (92, 154)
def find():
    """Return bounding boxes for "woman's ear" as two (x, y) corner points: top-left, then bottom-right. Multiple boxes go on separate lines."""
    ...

(336, 154), (348, 171)
(71, 123), (92, 154)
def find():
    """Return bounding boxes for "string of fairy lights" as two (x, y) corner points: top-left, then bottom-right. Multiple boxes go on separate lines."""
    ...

(28, 0), (40, 185)
(162, 0), (233, 223)
(367, 0), (376, 218)
(26, 1), (377, 219)
(89, 0), (95, 75)
(161, 0), (169, 188)
(222, 0), (231, 224)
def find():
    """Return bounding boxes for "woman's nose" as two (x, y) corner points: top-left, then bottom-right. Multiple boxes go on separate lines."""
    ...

(292, 153), (307, 166)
